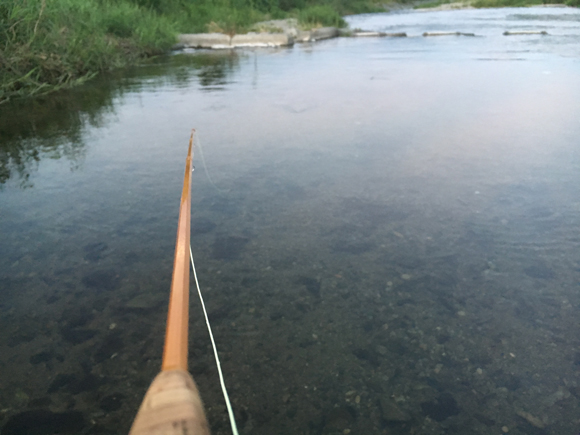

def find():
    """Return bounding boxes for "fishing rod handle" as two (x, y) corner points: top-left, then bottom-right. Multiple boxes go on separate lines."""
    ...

(129, 369), (210, 435)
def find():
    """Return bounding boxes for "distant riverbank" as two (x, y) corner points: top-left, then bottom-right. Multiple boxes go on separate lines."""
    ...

(417, 0), (577, 9)
(1, 0), (577, 103)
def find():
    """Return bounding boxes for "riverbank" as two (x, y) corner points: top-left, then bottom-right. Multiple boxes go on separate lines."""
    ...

(0, 0), (384, 104)
(1, 0), (578, 103)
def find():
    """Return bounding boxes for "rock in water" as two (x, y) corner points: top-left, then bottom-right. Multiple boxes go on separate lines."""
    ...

(1, 410), (85, 435)
(516, 410), (545, 429)
(421, 393), (460, 421)
(125, 293), (163, 310)
(380, 398), (410, 422)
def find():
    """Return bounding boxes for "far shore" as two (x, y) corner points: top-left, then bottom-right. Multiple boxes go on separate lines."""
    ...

(3, 0), (577, 102)
(415, 1), (570, 11)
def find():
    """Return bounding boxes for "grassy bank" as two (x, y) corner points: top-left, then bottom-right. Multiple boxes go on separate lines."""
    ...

(1, 0), (177, 102)
(1, 0), (386, 103)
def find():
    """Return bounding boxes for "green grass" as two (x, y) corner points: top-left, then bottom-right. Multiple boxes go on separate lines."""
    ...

(1, 0), (177, 103)
(299, 5), (347, 28)
(414, 0), (454, 8)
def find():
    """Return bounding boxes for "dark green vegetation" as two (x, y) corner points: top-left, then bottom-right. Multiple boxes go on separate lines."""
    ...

(0, 0), (385, 102)
(1, 0), (176, 102)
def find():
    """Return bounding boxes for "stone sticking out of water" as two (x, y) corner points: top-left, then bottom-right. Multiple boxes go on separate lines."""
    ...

(503, 30), (548, 35)
(423, 31), (476, 36)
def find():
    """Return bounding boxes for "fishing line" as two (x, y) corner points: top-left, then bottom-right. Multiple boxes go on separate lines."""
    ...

(194, 132), (229, 196)
(190, 246), (239, 435)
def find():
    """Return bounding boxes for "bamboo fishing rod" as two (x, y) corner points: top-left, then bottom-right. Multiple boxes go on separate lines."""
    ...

(129, 131), (210, 435)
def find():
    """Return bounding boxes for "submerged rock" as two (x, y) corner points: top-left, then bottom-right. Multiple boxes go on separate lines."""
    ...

(30, 350), (54, 364)
(60, 327), (97, 345)
(193, 218), (217, 234)
(420, 393), (460, 421)
(352, 347), (380, 367)
(523, 263), (555, 279)
(125, 293), (163, 310)
(295, 276), (321, 296)
(48, 372), (101, 394)
(212, 235), (249, 260)
(379, 398), (410, 422)
(93, 331), (124, 363)
(99, 393), (125, 412)
(516, 410), (546, 429)
(1, 410), (85, 435)
(83, 242), (108, 262)
(322, 406), (356, 432)
(81, 270), (120, 291)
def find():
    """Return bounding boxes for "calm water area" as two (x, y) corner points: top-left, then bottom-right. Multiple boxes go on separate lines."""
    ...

(1, 6), (580, 435)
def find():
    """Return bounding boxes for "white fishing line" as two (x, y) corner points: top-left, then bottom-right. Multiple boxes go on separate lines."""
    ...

(194, 133), (229, 195)
(189, 246), (239, 435)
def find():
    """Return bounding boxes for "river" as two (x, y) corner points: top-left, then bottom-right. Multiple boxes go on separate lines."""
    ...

(1, 6), (580, 435)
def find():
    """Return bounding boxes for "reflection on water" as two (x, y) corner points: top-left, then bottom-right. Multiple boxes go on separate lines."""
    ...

(1, 7), (580, 435)
(0, 52), (241, 188)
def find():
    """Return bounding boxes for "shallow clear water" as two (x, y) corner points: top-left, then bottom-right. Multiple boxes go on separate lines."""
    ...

(1, 6), (580, 435)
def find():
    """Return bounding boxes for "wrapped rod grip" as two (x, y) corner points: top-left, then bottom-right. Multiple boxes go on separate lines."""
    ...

(129, 370), (210, 435)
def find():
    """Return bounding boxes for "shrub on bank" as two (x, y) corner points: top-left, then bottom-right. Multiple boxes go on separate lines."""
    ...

(299, 5), (347, 28)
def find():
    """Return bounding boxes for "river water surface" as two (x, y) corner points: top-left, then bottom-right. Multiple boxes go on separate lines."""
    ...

(1, 6), (580, 435)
